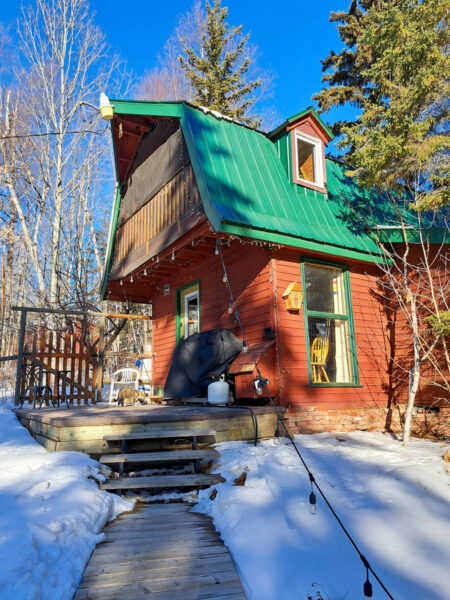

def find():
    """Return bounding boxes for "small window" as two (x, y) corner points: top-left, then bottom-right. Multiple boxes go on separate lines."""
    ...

(301, 261), (359, 385)
(294, 131), (324, 188)
(176, 281), (200, 343)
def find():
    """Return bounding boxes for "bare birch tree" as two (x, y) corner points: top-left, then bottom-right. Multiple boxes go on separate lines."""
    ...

(340, 185), (449, 442)
(1, 0), (128, 329)
(375, 214), (449, 443)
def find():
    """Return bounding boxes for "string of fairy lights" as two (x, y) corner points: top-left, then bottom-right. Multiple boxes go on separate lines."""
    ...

(111, 227), (281, 295)
(214, 235), (395, 600)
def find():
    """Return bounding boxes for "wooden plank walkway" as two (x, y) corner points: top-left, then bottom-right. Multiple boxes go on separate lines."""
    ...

(74, 503), (246, 600)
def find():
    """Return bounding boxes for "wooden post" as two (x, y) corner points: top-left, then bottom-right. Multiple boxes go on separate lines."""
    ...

(96, 316), (106, 403)
(14, 309), (27, 406)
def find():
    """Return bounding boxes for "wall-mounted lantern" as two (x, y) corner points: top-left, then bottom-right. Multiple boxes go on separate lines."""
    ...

(282, 282), (303, 311)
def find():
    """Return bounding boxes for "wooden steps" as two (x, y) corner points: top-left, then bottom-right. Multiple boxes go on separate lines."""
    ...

(74, 503), (246, 599)
(100, 449), (220, 465)
(100, 427), (220, 493)
(103, 428), (216, 442)
(100, 473), (225, 491)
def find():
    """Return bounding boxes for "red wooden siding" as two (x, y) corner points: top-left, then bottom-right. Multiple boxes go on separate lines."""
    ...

(152, 242), (278, 392)
(273, 250), (389, 409)
(150, 239), (446, 410)
(386, 245), (449, 406)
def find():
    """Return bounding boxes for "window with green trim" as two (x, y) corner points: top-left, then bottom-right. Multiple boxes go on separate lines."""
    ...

(301, 261), (359, 385)
(176, 281), (200, 343)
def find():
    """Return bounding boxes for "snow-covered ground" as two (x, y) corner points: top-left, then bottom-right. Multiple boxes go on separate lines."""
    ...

(0, 404), (133, 600)
(1, 395), (448, 600)
(196, 432), (450, 600)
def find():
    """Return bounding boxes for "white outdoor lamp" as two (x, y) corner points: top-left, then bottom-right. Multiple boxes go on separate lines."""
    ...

(99, 93), (114, 120)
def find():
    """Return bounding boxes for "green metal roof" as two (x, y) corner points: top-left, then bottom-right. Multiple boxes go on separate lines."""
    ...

(180, 104), (381, 261)
(102, 99), (401, 299)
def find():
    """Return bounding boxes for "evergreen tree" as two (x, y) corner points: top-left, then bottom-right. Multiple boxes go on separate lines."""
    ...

(314, 0), (449, 210)
(179, 0), (261, 128)
(313, 0), (379, 135)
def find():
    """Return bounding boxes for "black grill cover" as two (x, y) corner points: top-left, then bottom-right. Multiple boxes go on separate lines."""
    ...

(163, 329), (243, 399)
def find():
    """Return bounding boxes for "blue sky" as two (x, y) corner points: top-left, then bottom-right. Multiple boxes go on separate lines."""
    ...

(2, 0), (353, 132)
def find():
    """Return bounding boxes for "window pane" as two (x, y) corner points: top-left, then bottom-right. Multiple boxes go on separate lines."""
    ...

(297, 138), (315, 182)
(186, 295), (199, 337)
(304, 263), (346, 315)
(308, 317), (352, 383)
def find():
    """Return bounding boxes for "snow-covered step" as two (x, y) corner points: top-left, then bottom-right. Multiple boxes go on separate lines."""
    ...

(99, 449), (220, 465)
(100, 473), (224, 491)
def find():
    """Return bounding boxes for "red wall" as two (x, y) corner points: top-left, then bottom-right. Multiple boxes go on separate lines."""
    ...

(152, 242), (276, 389)
(272, 250), (389, 409)
(151, 241), (393, 410)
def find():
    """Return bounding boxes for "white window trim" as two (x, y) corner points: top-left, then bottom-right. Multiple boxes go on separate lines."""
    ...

(294, 130), (324, 188)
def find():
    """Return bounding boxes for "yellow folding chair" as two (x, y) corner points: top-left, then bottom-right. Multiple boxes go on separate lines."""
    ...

(311, 336), (330, 383)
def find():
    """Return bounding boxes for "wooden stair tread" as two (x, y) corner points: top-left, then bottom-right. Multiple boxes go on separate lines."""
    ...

(103, 428), (216, 442)
(100, 473), (224, 490)
(100, 449), (220, 464)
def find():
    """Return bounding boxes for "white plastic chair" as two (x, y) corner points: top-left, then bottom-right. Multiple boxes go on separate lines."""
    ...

(109, 368), (140, 403)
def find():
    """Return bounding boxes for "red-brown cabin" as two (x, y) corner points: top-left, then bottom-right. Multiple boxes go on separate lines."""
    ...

(101, 100), (449, 434)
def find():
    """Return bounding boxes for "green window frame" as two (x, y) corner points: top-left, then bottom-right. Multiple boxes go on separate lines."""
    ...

(300, 258), (360, 387)
(176, 280), (201, 344)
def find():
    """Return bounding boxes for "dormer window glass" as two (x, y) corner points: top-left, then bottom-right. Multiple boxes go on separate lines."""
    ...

(294, 131), (324, 188)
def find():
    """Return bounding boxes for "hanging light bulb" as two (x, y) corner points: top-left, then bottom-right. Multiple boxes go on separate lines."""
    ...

(156, 255), (159, 263)
(144, 269), (147, 276)
(214, 247), (219, 255)
(227, 302), (233, 314)
(119, 279), (123, 286)
(363, 577), (373, 599)
(308, 473), (317, 514)
(223, 274), (227, 283)
(130, 275), (134, 283)
(242, 341), (248, 353)
(171, 249), (175, 261)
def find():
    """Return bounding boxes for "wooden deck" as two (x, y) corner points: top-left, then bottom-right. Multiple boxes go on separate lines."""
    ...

(14, 404), (280, 457)
(74, 502), (246, 600)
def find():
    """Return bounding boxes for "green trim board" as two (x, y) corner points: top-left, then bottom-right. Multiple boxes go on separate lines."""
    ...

(220, 222), (385, 264)
(300, 257), (360, 387)
(306, 383), (364, 388)
(377, 228), (450, 244)
(176, 280), (201, 344)
(100, 185), (121, 299)
(110, 99), (184, 118)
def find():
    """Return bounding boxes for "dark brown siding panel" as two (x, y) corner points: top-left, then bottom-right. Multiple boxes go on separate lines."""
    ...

(111, 163), (202, 275)
(119, 123), (186, 222)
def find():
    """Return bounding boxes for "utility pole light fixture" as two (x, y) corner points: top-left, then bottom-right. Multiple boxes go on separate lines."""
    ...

(99, 93), (114, 120)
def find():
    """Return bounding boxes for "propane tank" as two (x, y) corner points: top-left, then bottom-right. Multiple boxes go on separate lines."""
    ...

(207, 375), (229, 406)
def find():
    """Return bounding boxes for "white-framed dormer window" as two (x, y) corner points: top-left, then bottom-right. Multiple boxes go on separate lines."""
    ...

(294, 130), (324, 188)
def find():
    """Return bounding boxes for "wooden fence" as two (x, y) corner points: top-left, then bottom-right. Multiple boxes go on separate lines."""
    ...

(21, 327), (97, 406)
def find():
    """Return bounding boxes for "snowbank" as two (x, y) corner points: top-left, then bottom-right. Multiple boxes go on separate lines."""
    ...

(196, 431), (450, 600)
(0, 405), (133, 600)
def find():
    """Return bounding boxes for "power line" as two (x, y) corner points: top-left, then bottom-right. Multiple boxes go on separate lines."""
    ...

(0, 127), (108, 140)
(215, 234), (395, 600)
